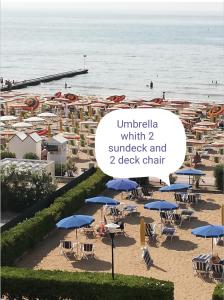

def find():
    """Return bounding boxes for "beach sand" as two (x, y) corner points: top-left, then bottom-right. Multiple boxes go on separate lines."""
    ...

(16, 185), (223, 300)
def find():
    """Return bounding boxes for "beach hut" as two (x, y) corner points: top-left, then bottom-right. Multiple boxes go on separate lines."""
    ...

(8, 132), (42, 159)
(47, 134), (68, 164)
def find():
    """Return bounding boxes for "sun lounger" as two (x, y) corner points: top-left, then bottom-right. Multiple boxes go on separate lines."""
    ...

(109, 207), (123, 221)
(174, 192), (186, 203)
(181, 209), (194, 222)
(161, 226), (176, 241)
(187, 193), (201, 204)
(80, 243), (95, 259)
(122, 205), (137, 216)
(142, 247), (153, 269)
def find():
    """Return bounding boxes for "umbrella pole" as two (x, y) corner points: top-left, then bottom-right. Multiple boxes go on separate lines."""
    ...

(212, 238), (213, 254)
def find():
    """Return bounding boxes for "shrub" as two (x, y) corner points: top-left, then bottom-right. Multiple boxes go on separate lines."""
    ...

(1, 168), (109, 266)
(214, 164), (224, 191)
(1, 267), (174, 300)
(23, 152), (39, 159)
(169, 174), (177, 184)
(1, 165), (56, 212)
(213, 284), (224, 300)
(0, 151), (16, 159)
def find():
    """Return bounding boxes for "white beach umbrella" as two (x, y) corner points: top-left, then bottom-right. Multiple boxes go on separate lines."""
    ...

(12, 122), (33, 128)
(25, 116), (45, 122)
(37, 112), (57, 118)
(0, 115), (17, 121)
(0, 122), (6, 127)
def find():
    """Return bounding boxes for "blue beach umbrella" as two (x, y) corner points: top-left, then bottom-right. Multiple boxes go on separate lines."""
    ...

(159, 183), (192, 192)
(106, 179), (138, 191)
(85, 196), (120, 219)
(175, 168), (206, 184)
(144, 200), (178, 211)
(85, 196), (120, 206)
(192, 225), (224, 253)
(56, 215), (95, 238)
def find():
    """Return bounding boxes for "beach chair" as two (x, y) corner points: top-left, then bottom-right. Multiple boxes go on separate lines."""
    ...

(209, 263), (224, 282)
(110, 207), (122, 221)
(114, 221), (126, 236)
(161, 227), (176, 241)
(80, 243), (95, 259)
(142, 248), (153, 269)
(59, 240), (75, 259)
(171, 213), (183, 226)
(187, 194), (198, 205)
(130, 189), (143, 201)
(174, 192), (185, 203)
(83, 225), (96, 239)
(160, 211), (171, 224)
(145, 223), (157, 241)
(192, 254), (211, 278)
(141, 186), (153, 198)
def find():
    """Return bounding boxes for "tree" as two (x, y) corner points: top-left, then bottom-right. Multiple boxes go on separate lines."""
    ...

(23, 152), (39, 160)
(1, 165), (57, 212)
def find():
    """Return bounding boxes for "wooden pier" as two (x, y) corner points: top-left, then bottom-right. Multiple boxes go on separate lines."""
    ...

(0, 69), (88, 91)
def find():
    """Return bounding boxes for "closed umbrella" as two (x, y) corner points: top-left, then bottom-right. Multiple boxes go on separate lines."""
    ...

(38, 112), (57, 118)
(25, 116), (45, 123)
(140, 217), (145, 247)
(12, 122), (33, 129)
(106, 179), (138, 191)
(85, 196), (120, 219)
(159, 183), (192, 192)
(192, 225), (224, 253)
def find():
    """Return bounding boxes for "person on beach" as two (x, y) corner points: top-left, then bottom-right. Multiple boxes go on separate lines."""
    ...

(150, 81), (153, 89)
(65, 82), (67, 89)
(162, 91), (166, 99)
(209, 253), (220, 264)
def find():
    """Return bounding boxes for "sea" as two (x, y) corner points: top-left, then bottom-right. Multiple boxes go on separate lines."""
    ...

(1, 10), (224, 103)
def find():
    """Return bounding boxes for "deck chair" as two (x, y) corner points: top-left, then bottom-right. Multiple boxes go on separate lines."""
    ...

(209, 263), (224, 281)
(171, 213), (183, 226)
(59, 240), (75, 259)
(130, 189), (143, 201)
(142, 248), (153, 269)
(192, 254), (210, 278)
(80, 243), (95, 259)
(160, 211), (171, 224)
(110, 207), (122, 221)
(145, 223), (156, 241)
(141, 186), (153, 198)
(83, 225), (96, 239)
(187, 194), (198, 204)
(114, 221), (126, 236)
(174, 192), (185, 203)
(161, 227), (176, 241)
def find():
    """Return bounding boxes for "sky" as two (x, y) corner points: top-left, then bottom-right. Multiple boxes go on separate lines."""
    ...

(1, 1), (223, 16)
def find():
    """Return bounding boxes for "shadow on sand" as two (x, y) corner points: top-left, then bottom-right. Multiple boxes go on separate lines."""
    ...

(161, 237), (198, 251)
(72, 258), (111, 271)
(101, 235), (136, 247)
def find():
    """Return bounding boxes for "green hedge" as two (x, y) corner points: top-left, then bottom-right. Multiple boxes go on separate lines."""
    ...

(213, 284), (224, 300)
(1, 168), (109, 266)
(1, 267), (174, 300)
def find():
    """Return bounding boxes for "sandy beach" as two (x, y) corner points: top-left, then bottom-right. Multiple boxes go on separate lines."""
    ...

(16, 174), (223, 300)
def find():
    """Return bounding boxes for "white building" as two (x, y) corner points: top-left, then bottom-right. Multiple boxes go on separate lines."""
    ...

(47, 134), (68, 164)
(8, 132), (42, 159)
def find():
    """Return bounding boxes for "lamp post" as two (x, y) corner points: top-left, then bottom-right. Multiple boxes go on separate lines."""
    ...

(83, 55), (87, 70)
(105, 223), (119, 280)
